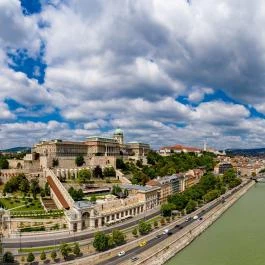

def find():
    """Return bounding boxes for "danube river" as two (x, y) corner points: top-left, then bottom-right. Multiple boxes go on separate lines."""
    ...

(166, 183), (265, 265)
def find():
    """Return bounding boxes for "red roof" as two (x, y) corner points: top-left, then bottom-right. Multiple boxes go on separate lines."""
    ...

(47, 175), (70, 210)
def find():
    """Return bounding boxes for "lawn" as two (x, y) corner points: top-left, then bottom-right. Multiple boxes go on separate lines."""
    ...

(0, 197), (44, 211)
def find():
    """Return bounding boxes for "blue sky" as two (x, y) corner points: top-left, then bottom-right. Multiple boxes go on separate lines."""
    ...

(1, 0), (265, 149)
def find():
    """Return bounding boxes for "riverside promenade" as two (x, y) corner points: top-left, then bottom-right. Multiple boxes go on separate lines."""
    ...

(55, 180), (254, 265)
(132, 180), (254, 265)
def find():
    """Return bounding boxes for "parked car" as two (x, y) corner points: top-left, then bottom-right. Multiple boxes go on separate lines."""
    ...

(131, 257), (139, 262)
(193, 215), (198, 220)
(118, 251), (125, 257)
(156, 234), (161, 238)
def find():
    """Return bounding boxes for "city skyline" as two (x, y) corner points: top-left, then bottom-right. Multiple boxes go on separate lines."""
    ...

(1, 0), (265, 150)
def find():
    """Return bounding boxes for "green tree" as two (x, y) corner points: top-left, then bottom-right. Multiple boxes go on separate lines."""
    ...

(50, 250), (57, 261)
(161, 203), (176, 217)
(0, 158), (9, 169)
(112, 230), (126, 246)
(185, 200), (197, 214)
(93, 165), (103, 179)
(30, 179), (40, 199)
(78, 168), (91, 183)
(138, 221), (152, 235)
(75, 155), (85, 166)
(116, 158), (126, 170)
(3, 252), (15, 263)
(19, 178), (30, 195)
(40, 251), (46, 261)
(73, 242), (81, 256)
(45, 182), (50, 196)
(154, 220), (158, 228)
(103, 166), (116, 178)
(204, 189), (220, 203)
(132, 227), (138, 237)
(60, 243), (72, 260)
(112, 185), (122, 196)
(93, 232), (109, 251)
(27, 252), (35, 263)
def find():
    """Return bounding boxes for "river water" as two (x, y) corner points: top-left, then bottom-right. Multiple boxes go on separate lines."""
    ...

(166, 183), (265, 265)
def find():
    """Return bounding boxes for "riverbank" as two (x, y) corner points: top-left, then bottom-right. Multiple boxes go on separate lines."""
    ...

(134, 180), (254, 265)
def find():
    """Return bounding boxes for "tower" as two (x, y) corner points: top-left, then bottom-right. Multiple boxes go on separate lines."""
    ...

(113, 128), (124, 145)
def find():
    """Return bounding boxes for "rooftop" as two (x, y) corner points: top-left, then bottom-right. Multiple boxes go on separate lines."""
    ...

(74, 201), (94, 209)
(121, 184), (160, 192)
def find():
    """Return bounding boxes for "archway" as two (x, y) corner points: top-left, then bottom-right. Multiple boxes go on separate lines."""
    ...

(82, 212), (90, 229)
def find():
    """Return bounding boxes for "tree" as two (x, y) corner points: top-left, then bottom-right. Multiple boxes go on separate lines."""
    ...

(27, 252), (35, 263)
(160, 218), (165, 226)
(138, 221), (152, 235)
(93, 165), (103, 179)
(116, 158), (126, 170)
(103, 167), (116, 178)
(132, 227), (138, 237)
(19, 178), (30, 195)
(185, 200), (197, 214)
(3, 252), (15, 263)
(50, 250), (57, 261)
(68, 187), (84, 201)
(204, 190), (220, 203)
(45, 182), (50, 196)
(52, 158), (59, 167)
(78, 168), (91, 183)
(0, 158), (9, 169)
(112, 230), (126, 246)
(40, 251), (46, 261)
(161, 203), (176, 217)
(75, 155), (85, 167)
(112, 185), (122, 196)
(154, 220), (158, 228)
(30, 179), (40, 199)
(60, 243), (72, 260)
(93, 232), (109, 251)
(73, 242), (81, 256)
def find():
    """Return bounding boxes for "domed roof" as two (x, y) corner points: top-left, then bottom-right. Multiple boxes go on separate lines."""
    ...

(114, 128), (123, 135)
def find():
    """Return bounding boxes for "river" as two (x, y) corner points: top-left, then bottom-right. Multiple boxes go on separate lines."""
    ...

(166, 183), (265, 265)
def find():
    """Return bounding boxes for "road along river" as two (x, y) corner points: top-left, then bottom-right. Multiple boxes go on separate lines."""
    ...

(166, 182), (265, 265)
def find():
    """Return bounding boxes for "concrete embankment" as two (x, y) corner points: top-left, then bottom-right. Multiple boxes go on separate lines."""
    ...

(135, 180), (255, 265)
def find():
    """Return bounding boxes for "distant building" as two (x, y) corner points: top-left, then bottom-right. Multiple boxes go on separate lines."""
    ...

(214, 163), (233, 175)
(159, 144), (202, 156)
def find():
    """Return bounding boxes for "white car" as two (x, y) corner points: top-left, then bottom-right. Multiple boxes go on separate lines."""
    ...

(193, 215), (198, 220)
(118, 251), (126, 257)
(163, 229), (169, 234)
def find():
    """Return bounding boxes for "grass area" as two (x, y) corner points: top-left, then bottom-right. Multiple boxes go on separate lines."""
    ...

(0, 198), (25, 209)
(19, 243), (76, 253)
(0, 197), (43, 211)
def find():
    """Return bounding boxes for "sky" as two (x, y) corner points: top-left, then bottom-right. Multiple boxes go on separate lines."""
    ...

(1, 0), (265, 150)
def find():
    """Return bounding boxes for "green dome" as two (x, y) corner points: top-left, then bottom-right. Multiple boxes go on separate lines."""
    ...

(114, 128), (123, 135)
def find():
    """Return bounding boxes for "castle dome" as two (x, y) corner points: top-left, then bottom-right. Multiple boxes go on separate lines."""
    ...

(114, 128), (123, 135)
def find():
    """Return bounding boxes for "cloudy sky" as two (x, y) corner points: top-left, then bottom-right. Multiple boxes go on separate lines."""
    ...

(1, 0), (265, 150)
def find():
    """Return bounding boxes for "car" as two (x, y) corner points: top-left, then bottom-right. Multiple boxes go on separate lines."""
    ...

(139, 240), (147, 247)
(163, 229), (169, 234)
(131, 257), (139, 262)
(199, 217), (203, 221)
(167, 231), (173, 236)
(175, 224), (180, 228)
(118, 251), (125, 257)
(156, 234), (161, 238)
(179, 226), (183, 229)
(193, 215), (198, 220)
